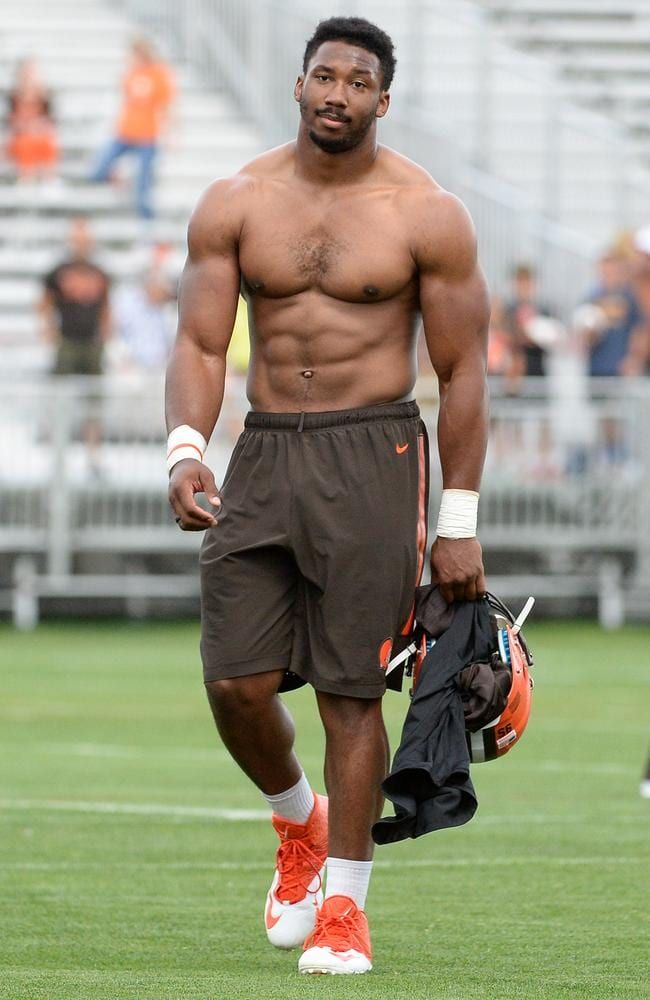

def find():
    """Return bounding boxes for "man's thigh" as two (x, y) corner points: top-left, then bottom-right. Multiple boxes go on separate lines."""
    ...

(199, 428), (295, 684)
(291, 416), (429, 698)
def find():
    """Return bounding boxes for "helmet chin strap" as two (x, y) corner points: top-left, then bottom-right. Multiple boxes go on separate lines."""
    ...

(512, 596), (535, 636)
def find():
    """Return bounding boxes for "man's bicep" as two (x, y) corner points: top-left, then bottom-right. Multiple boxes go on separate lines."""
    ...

(420, 265), (490, 383)
(175, 178), (245, 359)
(176, 247), (241, 360)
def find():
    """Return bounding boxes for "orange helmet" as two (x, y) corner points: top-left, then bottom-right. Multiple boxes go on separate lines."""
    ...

(409, 592), (535, 763)
(465, 594), (535, 762)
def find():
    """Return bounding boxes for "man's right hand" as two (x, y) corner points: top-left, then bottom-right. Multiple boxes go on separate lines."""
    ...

(168, 458), (222, 531)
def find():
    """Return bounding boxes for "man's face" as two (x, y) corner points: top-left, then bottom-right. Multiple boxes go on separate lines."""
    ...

(598, 255), (627, 289)
(68, 218), (93, 259)
(514, 273), (535, 302)
(295, 41), (389, 155)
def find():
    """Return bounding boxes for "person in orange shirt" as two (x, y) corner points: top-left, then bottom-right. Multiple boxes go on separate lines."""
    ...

(6, 58), (59, 181)
(91, 38), (175, 220)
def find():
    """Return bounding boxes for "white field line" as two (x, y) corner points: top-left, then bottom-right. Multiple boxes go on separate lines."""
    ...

(0, 799), (268, 820)
(0, 741), (641, 776)
(0, 798), (644, 826)
(0, 856), (638, 872)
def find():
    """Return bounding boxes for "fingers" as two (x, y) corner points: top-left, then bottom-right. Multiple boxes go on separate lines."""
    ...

(168, 461), (223, 531)
(199, 467), (222, 509)
(441, 578), (478, 604)
(172, 492), (217, 531)
(431, 537), (486, 604)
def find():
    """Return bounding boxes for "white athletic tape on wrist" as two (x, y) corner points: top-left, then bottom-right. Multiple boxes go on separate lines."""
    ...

(166, 424), (207, 472)
(436, 489), (479, 539)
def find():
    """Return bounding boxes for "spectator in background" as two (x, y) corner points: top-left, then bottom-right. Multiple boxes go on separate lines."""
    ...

(504, 264), (555, 378)
(6, 58), (58, 183)
(113, 260), (176, 371)
(627, 229), (650, 375)
(579, 250), (640, 377)
(486, 295), (512, 376)
(39, 216), (111, 377)
(90, 38), (175, 222)
(38, 217), (110, 474)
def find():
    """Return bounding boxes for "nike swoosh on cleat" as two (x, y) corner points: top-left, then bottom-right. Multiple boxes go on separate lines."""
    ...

(265, 897), (282, 930)
(395, 443), (409, 454)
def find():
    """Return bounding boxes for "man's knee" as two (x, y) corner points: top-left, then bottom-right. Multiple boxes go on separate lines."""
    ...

(317, 692), (384, 734)
(205, 672), (283, 712)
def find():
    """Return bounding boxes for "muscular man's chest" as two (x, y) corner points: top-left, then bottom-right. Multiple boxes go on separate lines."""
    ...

(238, 197), (415, 303)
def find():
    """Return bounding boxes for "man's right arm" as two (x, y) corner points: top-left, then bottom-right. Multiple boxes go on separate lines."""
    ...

(38, 286), (58, 344)
(165, 178), (243, 530)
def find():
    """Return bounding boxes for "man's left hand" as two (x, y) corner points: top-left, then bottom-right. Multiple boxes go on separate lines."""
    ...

(430, 536), (486, 604)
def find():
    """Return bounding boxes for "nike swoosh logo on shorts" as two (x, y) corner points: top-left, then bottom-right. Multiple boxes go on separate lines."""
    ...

(395, 443), (409, 454)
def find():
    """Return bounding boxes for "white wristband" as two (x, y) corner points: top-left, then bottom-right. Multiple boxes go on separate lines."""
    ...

(436, 489), (479, 539)
(166, 424), (207, 473)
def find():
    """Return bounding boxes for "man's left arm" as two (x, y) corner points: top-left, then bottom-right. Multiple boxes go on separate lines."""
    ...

(414, 189), (490, 602)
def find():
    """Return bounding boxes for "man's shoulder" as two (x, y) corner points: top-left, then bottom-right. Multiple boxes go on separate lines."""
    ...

(201, 144), (293, 196)
(378, 145), (438, 190)
(191, 145), (293, 222)
(379, 148), (472, 226)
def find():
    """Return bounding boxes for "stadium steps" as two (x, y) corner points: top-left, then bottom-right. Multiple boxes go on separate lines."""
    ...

(478, 0), (650, 177)
(0, 0), (264, 374)
(349, 1), (649, 243)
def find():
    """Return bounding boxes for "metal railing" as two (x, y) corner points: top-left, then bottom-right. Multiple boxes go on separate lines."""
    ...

(110, 0), (650, 315)
(2, 375), (649, 622)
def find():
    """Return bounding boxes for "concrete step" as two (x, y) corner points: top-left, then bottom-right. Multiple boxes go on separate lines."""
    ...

(0, 312), (37, 336)
(0, 246), (185, 281)
(501, 22), (650, 49)
(49, 122), (262, 155)
(0, 62), (198, 89)
(0, 182), (195, 217)
(49, 90), (239, 122)
(484, 0), (642, 20)
(562, 52), (650, 76)
(0, 214), (188, 247)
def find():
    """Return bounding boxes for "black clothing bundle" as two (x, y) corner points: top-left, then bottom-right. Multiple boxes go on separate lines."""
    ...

(372, 586), (497, 845)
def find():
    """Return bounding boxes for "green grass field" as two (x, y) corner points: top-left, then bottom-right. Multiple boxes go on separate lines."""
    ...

(1, 620), (648, 999)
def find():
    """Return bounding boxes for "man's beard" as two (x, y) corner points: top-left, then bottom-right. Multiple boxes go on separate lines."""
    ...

(301, 100), (376, 155)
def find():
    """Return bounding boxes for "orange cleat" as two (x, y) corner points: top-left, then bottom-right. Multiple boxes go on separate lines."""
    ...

(264, 793), (328, 949)
(299, 895), (372, 975)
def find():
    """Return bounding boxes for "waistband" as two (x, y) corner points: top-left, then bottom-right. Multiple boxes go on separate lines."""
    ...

(244, 399), (420, 431)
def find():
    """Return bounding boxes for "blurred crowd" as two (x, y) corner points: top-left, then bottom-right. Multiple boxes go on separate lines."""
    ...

(488, 239), (650, 386)
(3, 36), (650, 394)
(5, 38), (174, 215)
(2, 36), (252, 387)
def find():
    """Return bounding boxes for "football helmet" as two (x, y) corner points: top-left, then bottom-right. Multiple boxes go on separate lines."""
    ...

(387, 592), (535, 763)
(463, 593), (535, 762)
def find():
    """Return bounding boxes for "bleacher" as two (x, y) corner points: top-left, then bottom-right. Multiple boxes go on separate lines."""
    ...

(0, 0), (264, 375)
(480, 1), (650, 211)
(1, 0), (650, 625)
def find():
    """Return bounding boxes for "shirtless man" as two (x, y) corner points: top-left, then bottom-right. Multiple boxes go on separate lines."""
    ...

(165, 17), (488, 976)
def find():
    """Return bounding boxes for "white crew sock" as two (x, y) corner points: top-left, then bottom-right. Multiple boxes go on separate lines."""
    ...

(262, 772), (315, 825)
(325, 857), (373, 910)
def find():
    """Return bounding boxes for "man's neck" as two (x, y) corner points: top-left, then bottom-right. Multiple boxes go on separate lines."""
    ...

(293, 124), (379, 186)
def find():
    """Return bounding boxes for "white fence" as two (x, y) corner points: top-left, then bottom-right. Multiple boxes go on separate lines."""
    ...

(2, 375), (649, 625)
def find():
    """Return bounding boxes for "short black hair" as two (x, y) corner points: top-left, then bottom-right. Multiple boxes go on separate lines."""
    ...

(302, 17), (396, 91)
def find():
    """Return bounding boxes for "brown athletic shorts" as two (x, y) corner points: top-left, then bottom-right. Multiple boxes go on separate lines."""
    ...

(200, 400), (429, 699)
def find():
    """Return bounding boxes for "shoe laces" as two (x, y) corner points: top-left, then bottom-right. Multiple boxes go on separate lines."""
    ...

(305, 902), (366, 953)
(275, 837), (324, 903)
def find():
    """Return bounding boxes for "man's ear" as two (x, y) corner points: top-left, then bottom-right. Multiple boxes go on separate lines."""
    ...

(376, 91), (390, 119)
(294, 75), (304, 103)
